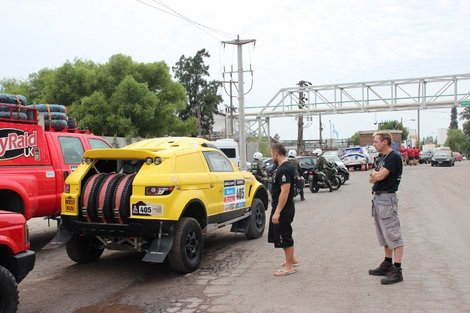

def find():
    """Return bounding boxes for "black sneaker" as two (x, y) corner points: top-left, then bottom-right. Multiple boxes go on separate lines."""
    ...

(381, 266), (403, 285)
(368, 261), (392, 276)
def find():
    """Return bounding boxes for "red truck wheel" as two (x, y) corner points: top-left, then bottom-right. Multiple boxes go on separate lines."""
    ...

(0, 265), (19, 313)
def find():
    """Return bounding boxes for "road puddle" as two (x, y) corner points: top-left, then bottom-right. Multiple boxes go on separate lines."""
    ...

(74, 303), (143, 313)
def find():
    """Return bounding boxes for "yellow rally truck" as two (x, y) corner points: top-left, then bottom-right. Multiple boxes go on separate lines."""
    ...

(57, 137), (268, 273)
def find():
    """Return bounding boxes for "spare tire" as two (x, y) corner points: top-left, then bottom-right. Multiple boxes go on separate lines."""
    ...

(40, 112), (67, 120)
(0, 94), (27, 106)
(67, 117), (77, 129)
(45, 119), (67, 131)
(102, 174), (126, 223)
(0, 111), (28, 120)
(113, 174), (136, 224)
(28, 104), (66, 113)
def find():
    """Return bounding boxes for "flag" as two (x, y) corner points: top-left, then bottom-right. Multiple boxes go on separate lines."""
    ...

(332, 123), (340, 139)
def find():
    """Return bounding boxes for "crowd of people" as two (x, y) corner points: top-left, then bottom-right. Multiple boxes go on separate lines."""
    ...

(399, 145), (420, 166)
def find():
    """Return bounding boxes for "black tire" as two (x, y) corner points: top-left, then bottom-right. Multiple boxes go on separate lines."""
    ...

(245, 198), (266, 239)
(339, 173), (346, 185)
(118, 174), (136, 223)
(87, 174), (110, 222)
(0, 111), (28, 120)
(0, 94), (27, 105)
(28, 104), (65, 113)
(309, 180), (319, 193)
(44, 119), (67, 130)
(67, 117), (77, 129)
(168, 217), (203, 273)
(331, 177), (341, 190)
(0, 265), (18, 313)
(39, 112), (67, 120)
(65, 234), (104, 264)
(103, 174), (126, 223)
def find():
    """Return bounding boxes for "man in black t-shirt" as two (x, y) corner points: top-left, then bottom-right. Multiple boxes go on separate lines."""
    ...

(268, 143), (298, 276)
(368, 130), (404, 285)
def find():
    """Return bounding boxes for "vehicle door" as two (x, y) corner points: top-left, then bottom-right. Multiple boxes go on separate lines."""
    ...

(202, 150), (246, 223)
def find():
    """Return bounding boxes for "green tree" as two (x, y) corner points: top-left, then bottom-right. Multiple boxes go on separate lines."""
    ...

(173, 49), (223, 136)
(1, 54), (197, 137)
(378, 120), (409, 140)
(349, 132), (360, 146)
(450, 107), (458, 129)
(445, 128), (470, 154)
(461, 107), (470, 137)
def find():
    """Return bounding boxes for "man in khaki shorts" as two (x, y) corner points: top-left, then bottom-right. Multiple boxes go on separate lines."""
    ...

(368, 130), (404, 285)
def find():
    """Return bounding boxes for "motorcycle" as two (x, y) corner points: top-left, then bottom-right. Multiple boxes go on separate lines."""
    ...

(307, 167), (341, 193)
(252, 170), (269, 189)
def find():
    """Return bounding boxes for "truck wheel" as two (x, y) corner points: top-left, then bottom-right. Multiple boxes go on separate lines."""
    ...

(245, 198), (266, 239)
(66, 234), (104, 264)
(168, 218), (203, 273)
(0, 265), (18, 313)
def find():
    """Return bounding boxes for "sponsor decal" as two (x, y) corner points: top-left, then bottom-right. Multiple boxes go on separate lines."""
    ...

(0, 128), (38, 161)
(223, 179), (245, 212)
(131, 200), (164, 216)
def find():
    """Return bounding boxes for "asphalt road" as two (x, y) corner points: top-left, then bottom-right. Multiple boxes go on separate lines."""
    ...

(19, 161), (470, 313)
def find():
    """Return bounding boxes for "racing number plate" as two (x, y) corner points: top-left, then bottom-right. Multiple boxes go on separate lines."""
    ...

(64, 196), (77, 214)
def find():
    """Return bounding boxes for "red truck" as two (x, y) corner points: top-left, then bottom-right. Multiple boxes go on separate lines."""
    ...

(0, 103), (111, 220)
(0, 210), (35, 312)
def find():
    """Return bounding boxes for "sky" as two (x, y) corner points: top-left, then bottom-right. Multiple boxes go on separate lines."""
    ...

(1, 0), (470, 141)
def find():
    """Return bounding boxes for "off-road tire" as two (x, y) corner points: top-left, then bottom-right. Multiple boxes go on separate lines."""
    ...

(245, 198), (266, 239)
(103, 174), (126, 223)
(168, 218), (203, 273)
(86, 174), (110, 222)
(66, 234), (104, 264)
(0, 265), (19, 313)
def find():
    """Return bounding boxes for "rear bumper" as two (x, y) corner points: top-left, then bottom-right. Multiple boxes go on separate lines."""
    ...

(9, 250), (36, 283)
(61, 216), (175, 238)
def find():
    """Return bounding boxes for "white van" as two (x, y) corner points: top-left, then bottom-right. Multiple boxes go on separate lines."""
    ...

(212, 139), (240, 168)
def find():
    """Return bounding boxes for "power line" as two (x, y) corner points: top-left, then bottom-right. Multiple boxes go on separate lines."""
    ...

(135, 0), (235, 41)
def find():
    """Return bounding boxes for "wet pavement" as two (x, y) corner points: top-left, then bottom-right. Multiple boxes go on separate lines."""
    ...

(19, 161), (470, 313)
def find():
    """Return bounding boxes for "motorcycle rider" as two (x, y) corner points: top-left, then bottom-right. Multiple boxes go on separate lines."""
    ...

(313, 148), (333, 192)
(287, 150), (305, 201)
(251, 152), (267, 184)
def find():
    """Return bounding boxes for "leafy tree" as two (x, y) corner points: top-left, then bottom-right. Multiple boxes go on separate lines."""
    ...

(445, 128), (470, 154)
(461, 107), (470, 137)
(349, 132), (360, 146)
(173, 49), (223, 136)
(450, 107), (458, 129)
(1, 54), (197, 137)
(378, 120), (409, 140)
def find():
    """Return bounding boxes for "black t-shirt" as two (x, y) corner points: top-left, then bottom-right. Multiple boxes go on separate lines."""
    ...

(373, 151), (403, 192)
(271, 161), (295, 209)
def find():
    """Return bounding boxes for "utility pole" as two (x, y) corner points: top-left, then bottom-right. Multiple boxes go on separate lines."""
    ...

(222, 36), (256, 169)
(297, 80), (309, 154)
(319, 113), (323, 149)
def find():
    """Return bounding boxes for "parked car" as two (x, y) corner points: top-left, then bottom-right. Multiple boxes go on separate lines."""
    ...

(324, 154), (350, 184)
(419, 150), (433, 164)
(452, 152), (463, 162)
(431, 151), (455, 167)
(341, 152), (369, 171)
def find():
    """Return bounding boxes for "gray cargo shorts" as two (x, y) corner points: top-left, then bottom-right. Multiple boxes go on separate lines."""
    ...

(371, 193), (403, 249)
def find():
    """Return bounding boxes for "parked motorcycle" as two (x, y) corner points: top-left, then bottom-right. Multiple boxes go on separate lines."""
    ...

(307, 168), (341, 193)
(252, 170), (269, 189)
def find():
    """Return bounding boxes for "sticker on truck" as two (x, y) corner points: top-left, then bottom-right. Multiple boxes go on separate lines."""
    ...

(223, 179), (245, 212)
(0, 128), (38, 161)
(131, 201), (164, 217)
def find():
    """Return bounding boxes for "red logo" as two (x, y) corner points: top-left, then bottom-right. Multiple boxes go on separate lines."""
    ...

(0, 128), (38, 160)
